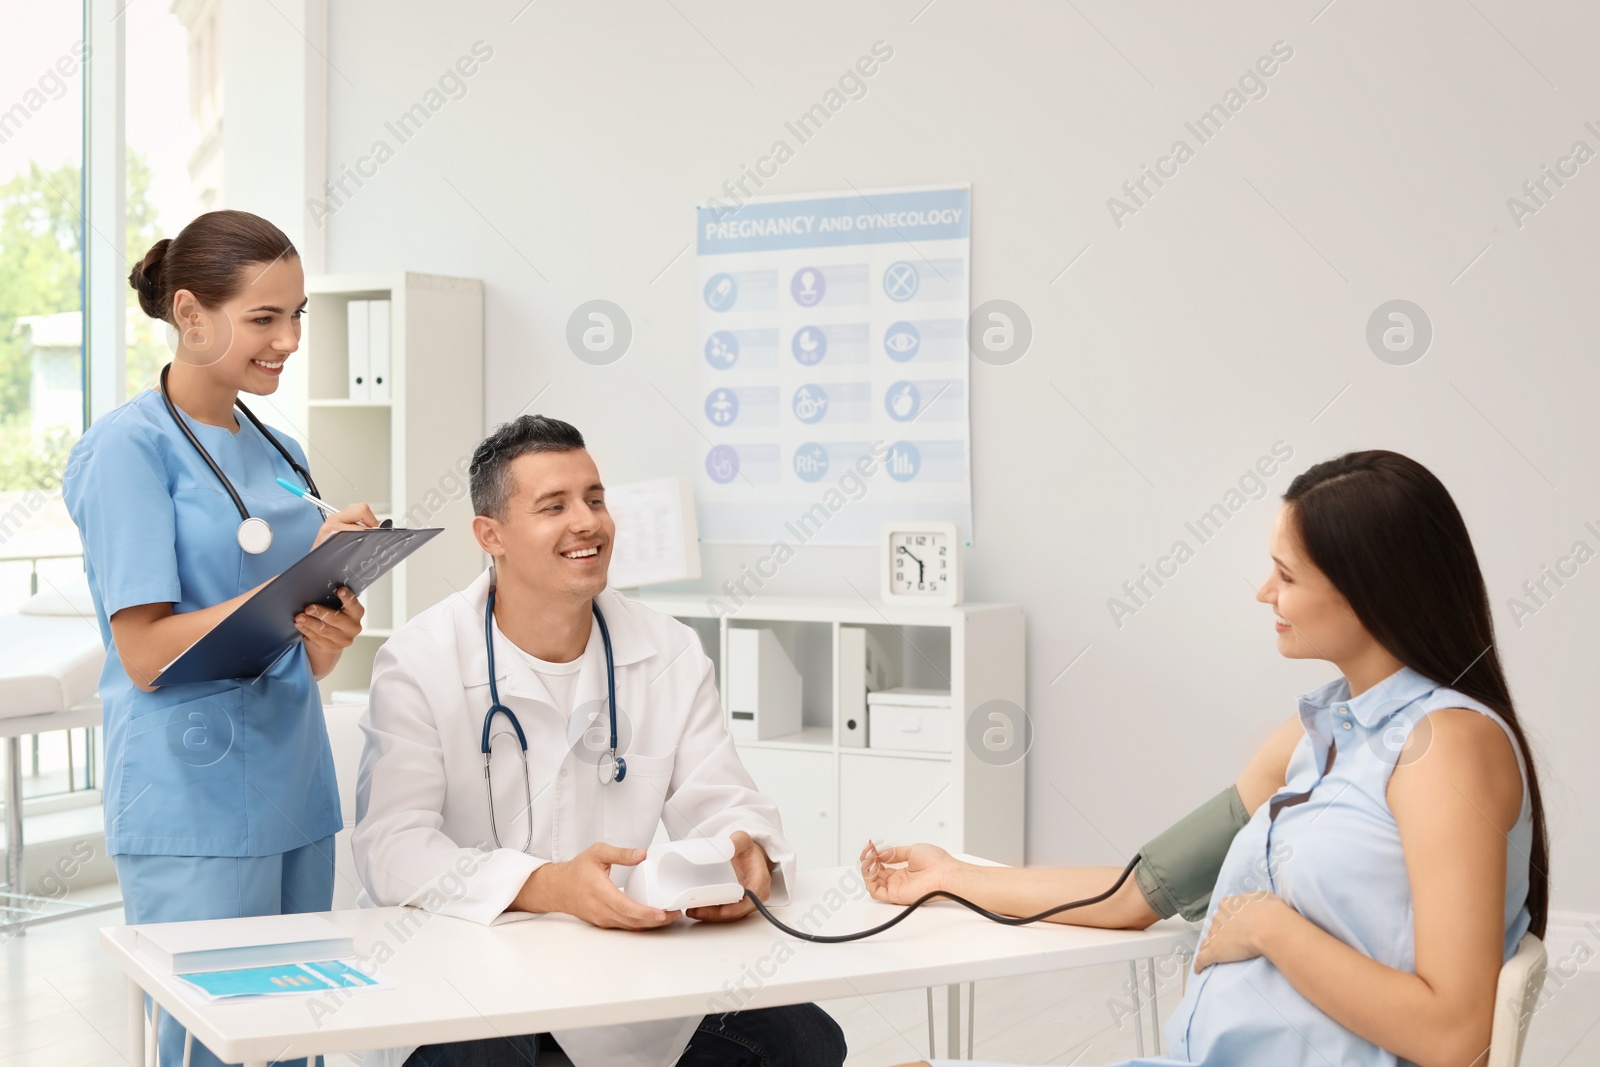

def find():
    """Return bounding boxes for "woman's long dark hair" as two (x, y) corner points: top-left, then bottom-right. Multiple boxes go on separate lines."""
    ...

(1284, 450), (1548, 938)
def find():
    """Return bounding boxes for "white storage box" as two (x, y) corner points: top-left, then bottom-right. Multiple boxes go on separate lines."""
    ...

(867, 687), (953, 753)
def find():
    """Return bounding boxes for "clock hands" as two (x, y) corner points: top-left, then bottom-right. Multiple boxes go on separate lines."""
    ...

(898, 545), (926, 582)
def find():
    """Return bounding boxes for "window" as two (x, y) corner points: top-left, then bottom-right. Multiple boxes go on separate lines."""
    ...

(1, 2), (228, 814)
(0, 4), (92, 806)
(126, 0), (225, 399)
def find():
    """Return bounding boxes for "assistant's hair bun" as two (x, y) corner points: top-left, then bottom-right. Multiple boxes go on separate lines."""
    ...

(128, 238), (172, 320)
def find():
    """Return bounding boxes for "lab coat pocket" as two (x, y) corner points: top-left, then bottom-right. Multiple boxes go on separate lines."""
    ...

(603, 752), (673, 846)
(117, 690), (248, 848)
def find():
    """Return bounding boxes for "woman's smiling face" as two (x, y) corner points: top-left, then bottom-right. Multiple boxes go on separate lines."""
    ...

(1256, 503), (1372, 665)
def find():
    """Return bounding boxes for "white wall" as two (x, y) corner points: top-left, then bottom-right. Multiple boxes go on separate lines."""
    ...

(226, 0), (1600, 914)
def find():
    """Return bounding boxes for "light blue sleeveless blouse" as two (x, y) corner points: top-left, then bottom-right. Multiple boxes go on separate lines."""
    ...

(1152, 665), (1530, 1066)
(935, 665), (1534, 1067)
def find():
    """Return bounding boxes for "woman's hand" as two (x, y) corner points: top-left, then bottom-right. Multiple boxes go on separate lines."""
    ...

(861, 841), (961, 905)
(1193, 890), (1292, 973)
(297, 586), (365, 679)
(311, 502), (381, 549)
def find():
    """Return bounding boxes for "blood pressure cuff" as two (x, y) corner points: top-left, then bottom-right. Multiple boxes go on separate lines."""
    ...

(1133, 784), (1250, 922)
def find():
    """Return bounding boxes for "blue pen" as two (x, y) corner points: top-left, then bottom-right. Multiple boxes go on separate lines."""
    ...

(276, 477), (382, 528)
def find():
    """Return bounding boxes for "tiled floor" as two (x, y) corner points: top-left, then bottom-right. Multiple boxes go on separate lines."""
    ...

(5, 889), (1598, 1066)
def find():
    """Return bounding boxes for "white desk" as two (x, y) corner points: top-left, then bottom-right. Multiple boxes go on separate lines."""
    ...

(101, 866), (1199, 1066)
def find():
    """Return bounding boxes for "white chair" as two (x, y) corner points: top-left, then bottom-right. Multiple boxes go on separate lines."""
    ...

(323, 702), (367, 910)
(1487, 932), (1547, 1067)
(0, 574), (118, 929)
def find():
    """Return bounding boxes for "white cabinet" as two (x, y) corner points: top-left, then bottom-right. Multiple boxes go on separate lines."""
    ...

(637, 595), (1025, 868)
(839, 753), (954, 855)
(263, 272), (485, 702)
(738, 747), (836, 871)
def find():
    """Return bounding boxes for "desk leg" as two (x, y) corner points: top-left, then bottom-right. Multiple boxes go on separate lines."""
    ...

(967, 981), (975, 1058)
(1128, 960), (1145, 1057)
(947, 983), (960, 1055)
(1148, 958), (1162, 1054)
(4, 736), (23, 895)
(127, 979), (145, 1067)
(925, 987), (935, 1057)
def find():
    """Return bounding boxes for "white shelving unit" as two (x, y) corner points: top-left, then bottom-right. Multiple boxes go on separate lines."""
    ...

(279, 272), (486, 700)
(636, 595), (1026, 869)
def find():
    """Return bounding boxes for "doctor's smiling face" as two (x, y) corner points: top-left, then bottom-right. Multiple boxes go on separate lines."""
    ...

(470, 418), (614, 606)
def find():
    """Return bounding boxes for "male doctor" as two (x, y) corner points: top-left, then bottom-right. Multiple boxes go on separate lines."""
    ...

(354, 415), (846, 1067)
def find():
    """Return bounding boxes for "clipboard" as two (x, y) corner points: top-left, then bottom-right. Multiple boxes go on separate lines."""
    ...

(154, 527), (443, 685)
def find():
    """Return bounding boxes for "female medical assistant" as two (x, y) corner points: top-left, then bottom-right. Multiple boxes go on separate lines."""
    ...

(66, 386), (341, 859)
(63, 211), (368, 1067)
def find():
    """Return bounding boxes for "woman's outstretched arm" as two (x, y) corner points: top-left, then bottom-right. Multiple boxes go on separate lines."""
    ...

(861, 713), (1305, 930)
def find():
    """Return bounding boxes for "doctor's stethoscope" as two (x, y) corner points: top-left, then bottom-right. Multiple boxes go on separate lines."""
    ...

(481, 575), (626, 853)
(159, 363), (320, 555)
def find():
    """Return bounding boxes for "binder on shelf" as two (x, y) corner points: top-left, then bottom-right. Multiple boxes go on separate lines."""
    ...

(154, 527), (442, 685)
(368, 298), (391, 401)
(346, 299), (371, 401)
(726, 628), (802, 740)
(838, 626), (894, 748)
(134, 913), (353, 975)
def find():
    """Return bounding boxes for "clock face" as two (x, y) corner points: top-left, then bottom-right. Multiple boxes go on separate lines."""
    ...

(890, 531), (952, 595)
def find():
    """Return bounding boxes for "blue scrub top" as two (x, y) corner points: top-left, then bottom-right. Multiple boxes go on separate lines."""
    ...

(63, 388), (341, 858)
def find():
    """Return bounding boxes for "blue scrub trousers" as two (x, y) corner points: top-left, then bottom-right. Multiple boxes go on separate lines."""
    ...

(116, 836), (337, 1067)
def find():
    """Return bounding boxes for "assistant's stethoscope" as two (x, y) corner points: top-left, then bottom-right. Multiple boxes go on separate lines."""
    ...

(481, 574), (626, 853)
(159, 363), (319, 555)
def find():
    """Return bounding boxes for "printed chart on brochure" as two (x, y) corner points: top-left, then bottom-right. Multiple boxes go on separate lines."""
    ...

(696, 185), (973, 544)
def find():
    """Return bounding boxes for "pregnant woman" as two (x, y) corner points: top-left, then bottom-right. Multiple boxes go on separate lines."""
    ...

(866, 450), (1545, 1067)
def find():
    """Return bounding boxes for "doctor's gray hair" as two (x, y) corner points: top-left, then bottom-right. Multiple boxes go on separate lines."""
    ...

(469, 415), (587, 518)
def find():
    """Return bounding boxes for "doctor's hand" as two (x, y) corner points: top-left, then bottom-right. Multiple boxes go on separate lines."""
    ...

(296, 586), (365, 655)
(862, 841), (960, 905)
(311, 502), (382, 549)
(688, 830), (770, 923)
(515, 843), (680, 930)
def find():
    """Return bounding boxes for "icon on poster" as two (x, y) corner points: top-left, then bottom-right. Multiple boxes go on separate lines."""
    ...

(792, 327), (827, 366)
(883, 262), (919, 302)
(705, 330), (739, 369)
(886, 441), (921, 482)
(791, 268), (826, 307)
(793, 443), (829, 482)
(704, 274), (738, 312)
(884, 321), (921, 361)
(792, 385), (829, 424)
(706, 445), (741, 484)
(705, 388), (740, 427)
(885, 381), (921, 421)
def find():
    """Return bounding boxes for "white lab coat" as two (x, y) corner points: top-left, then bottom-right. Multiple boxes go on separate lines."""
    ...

(353, 568), (795, 1067)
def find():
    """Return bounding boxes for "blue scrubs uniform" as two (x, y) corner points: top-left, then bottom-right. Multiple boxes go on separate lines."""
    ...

(64, 388), (342, 1067)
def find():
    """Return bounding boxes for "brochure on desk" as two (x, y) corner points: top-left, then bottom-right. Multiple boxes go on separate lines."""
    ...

(178, 959), (386, 1002)
(155, 527), (441, 685)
